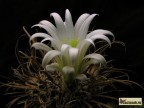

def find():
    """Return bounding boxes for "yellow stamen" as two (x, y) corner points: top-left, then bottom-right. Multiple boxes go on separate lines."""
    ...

(70, 39), (79, 47)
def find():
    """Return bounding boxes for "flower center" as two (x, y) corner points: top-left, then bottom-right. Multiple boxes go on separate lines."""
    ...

(69, 39), (79, 47)
(62, 38), (79, 48)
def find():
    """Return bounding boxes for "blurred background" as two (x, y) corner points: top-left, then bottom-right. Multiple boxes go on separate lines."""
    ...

(0, 0), (144, 107)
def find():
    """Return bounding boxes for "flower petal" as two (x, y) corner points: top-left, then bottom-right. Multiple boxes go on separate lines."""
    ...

(81, 59), (99, 72)
(83, 53), (106, 66)
(69, 48), (79, 66)
(62, 66), (75, 74)
(61, 44), (71, 53)
(42, 50), (61, 67)
(76, 74), (87, 81)
(41, 38), (62, 50)
(75, 13), (90, 36)
(32, 24), (59, 39)
(77, 38), (95, 49)
(62, 66), (75, 82)
(88, 34), (111, 46)
(41, 37), (54, 43)
(86, 29), (115, 40)
(46, 63), (59, 72)
(31, 42), (52, 52)
(77, 39), (95, 61)
(78, 14), (98, 40)
(65, 9), (74, 39)
(50, 12), (65, 38)
(61, 44), (71, 66)
(39, 20), (57, 32)
(30, 33), (52, 42)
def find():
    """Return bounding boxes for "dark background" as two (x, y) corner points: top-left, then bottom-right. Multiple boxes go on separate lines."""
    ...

(0, 0), (144, 107)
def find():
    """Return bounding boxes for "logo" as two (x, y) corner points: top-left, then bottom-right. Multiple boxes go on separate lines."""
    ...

(119, 98), (142, 105)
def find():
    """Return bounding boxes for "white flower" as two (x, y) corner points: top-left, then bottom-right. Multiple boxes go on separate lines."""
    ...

(30, 9), (114, 49)
(30, 9), (114, 81)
